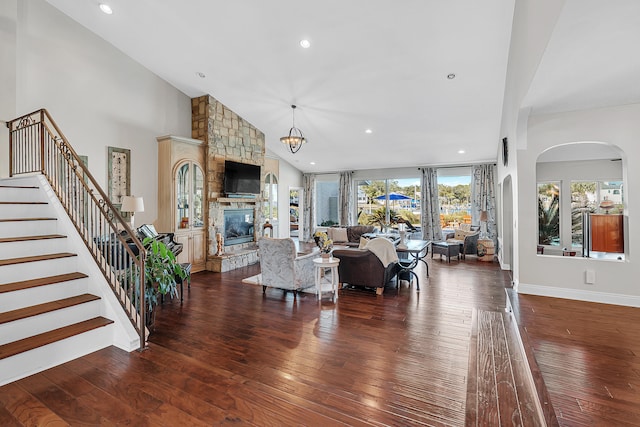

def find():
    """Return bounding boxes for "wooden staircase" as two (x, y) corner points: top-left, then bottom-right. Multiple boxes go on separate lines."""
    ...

(0, 178), (116, 385)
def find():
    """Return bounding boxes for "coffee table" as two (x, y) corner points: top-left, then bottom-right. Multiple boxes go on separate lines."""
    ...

(431, 241), (460, 262)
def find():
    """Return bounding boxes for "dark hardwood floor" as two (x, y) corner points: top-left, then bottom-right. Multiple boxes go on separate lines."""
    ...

(510, 292), (640, 427)
(0, 251), (590, 426)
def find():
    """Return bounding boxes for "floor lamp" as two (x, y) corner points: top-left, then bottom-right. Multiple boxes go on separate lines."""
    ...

(121, 196), (144, 229)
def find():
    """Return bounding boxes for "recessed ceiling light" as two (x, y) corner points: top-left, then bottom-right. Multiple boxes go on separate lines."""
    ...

(310, 161), (316, 165)
(196, 72), (206, 78)
(365, 129), (373, 134)
(300, 39), (311, 49)
(99, 4), (113, 14)
(458, 149), (465, 154)
(447, 73), (456, 79)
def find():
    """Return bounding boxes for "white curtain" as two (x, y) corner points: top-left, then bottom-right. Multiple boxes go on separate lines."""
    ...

(302, 173), (316, 242)
(471, 164), (497, 242)
(338, 171), (354, 225)
(420, 167), (442, 241)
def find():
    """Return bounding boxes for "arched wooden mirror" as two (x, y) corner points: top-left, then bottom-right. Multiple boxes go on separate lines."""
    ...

(536, 142), (625, 260)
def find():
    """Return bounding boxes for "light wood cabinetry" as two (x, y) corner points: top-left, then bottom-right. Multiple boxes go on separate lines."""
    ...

(157, 135), (207, 272)
(590, 214), (624, 253)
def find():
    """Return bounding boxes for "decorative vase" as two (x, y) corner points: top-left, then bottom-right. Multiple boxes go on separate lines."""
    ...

(321, 252), (331, 259)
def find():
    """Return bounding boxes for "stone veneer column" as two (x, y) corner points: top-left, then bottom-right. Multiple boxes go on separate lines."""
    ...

(191, 95), (266, 271)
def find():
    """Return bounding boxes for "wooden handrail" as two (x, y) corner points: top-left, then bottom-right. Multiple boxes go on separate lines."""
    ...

(7, 108), (148, 350)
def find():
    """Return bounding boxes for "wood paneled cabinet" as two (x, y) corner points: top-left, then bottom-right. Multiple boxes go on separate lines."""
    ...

(174, 231), (205, 268)
(156, 135), (207, 272)
(590, 214), (624, 253)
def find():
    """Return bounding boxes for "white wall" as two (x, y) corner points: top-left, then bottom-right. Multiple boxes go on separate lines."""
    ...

(537, 159), (622, 182)
(1, 0), (191, 225)
(497, 0), (567, 278)
(517, 103), (639, 306)
(497, 0), (640, 306)
(0, 1), (18, 177)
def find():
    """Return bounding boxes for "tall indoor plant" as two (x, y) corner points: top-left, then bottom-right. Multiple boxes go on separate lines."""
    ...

(123, 237), (186, 327)
(143, 237), (186, 311)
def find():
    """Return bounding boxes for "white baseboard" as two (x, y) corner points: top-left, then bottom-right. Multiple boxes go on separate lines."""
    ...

(517, 283), (640, 308)
(497, 252), (510, 270)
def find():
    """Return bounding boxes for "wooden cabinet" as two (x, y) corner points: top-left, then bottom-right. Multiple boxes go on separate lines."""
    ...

(156, 135), (207, 272)
(175, 231), (206, 268)
(590, 214), (623, 253)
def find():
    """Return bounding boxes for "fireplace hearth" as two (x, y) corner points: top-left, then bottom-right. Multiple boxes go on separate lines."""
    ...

(224, 209), (255, 246)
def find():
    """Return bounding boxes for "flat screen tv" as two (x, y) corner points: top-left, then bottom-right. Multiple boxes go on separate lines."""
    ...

(223, 160), (261, 196)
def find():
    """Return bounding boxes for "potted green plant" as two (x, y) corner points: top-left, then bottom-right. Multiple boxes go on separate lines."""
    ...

(123, 237), (186, 327)
(143, 237), (186, 314)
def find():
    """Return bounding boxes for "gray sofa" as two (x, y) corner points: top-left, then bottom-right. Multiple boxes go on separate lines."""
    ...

(327, 225), (376, 247)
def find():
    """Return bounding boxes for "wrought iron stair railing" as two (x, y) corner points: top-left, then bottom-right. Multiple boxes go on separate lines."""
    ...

(7, 108), (147, 349)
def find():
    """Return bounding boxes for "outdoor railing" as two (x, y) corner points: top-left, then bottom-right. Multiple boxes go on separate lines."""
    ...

(7, 109), (147, 350)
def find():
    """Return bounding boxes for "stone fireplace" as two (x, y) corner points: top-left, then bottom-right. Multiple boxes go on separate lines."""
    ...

(223, 209), (255, 246)
(191, 95), (265, 272)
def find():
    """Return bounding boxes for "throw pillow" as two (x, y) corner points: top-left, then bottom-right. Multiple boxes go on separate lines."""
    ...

(459, 223), (472, 232)
(331, 227), (348, 243)
(454, 230), (469, 240)
(358, 236), (369, 249)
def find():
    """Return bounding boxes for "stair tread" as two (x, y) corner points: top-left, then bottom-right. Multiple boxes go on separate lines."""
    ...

(0, 234), (67, 244)
(0, 272), (88, 293)
(0, 252), (77, 266)
(0, 185), (39, 189)
(0, 316), (113, 360)
(0, 201), (47, 205)
(0, 217), (57, 222)
(0, 293), (101, 324)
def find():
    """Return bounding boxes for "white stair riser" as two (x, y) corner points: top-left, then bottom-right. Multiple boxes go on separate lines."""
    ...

(0, 257), (79, 283)
(0, 238), (68, 259)
(0, 175), (140, 385)
(0, 324), (113, 386)
(0, 187), (43, 202)
(0, 277), (89, 312)
(0, 220), (58, 237)
(0, 299), (103, 345)
(0, 203), (52, 218)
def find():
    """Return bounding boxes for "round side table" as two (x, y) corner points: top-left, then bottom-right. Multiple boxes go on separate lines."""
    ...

(313, 257), (340, 299)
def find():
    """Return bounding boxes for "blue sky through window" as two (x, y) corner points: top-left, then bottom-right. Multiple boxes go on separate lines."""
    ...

(439, 176), (471, 186)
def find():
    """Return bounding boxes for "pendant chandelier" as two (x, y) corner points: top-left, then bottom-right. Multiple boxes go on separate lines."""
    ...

(280, 105), (306, 154)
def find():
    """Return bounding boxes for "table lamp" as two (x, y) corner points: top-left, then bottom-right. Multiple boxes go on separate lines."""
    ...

(121, 196), (144, 229)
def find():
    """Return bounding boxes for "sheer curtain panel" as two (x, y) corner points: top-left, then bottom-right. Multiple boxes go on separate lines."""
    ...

(420, 168), (442, 241)
(302, 174), (316, 242)
(338, 171), (354, 226)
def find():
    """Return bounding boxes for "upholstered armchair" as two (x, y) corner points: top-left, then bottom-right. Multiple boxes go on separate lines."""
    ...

(257, 237), (316, 294)
(445, 228), (480, 259)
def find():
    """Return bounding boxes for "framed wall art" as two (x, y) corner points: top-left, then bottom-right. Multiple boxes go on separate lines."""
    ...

(107, 146), (131, 206)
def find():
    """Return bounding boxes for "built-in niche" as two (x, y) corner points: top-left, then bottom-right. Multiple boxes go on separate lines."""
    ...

(536, 142), (626, 259)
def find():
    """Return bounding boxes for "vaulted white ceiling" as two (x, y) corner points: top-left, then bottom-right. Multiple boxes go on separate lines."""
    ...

(523, 0), (640, 115)
(46, 0), (640, 173)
